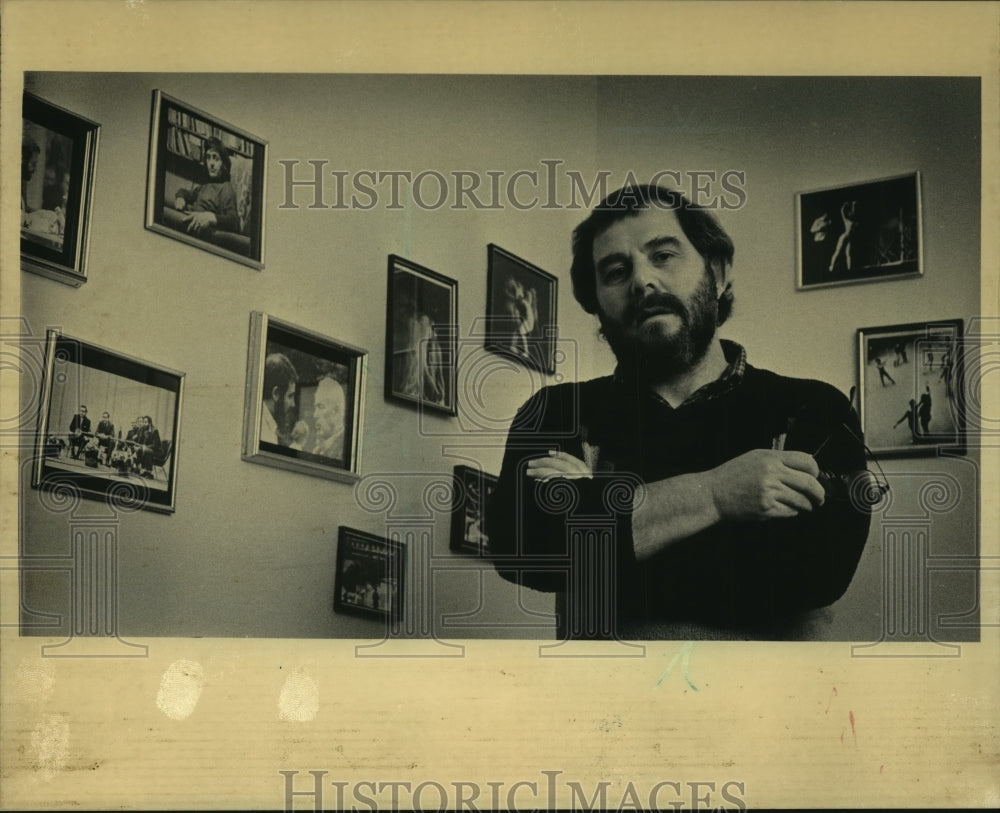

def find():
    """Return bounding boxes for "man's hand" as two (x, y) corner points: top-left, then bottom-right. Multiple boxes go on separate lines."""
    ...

(184, 211), (217, 235)
(709, 449), (824, 521)
(525, 450), (592, 481)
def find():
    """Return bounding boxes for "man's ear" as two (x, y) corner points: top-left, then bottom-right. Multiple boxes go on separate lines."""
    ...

(709, 259), (732, 297)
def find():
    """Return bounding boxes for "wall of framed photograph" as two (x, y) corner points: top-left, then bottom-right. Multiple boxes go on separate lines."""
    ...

(242, 311), (367, 483)
(31, 330), (185, 514)
(857, 319), (965, 457)
(384, 254), (458, 415)
(145, 90), (267, 269)
(449, 465), (498, 556)
(797, 171), (922, 290)
(484, 243), (558, 374)
(20, 92), (100, 287)
(333, 527), (405, 623)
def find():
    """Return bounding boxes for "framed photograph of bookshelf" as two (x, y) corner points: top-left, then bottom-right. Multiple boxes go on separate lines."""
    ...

(145, 90), (267, 268)
(21, 92), (100, 287)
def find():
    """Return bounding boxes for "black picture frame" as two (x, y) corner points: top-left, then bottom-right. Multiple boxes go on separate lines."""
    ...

(20, 92), (100, 287)
(857, 319), (965, 457)
(333, 527), (405, 623)
(242, 312), (367, 483)
(384, 254), (458, 415)
(797, 172), (923, 290)
(484, 243), (558, 374)
(449, 465), (498, 556)
(145, 90), (267, 268)
(31, 330), (185, 513)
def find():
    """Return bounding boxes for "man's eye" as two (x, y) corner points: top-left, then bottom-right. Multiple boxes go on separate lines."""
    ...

(602, 266), (627, 282)
(652, 251), (675, 264)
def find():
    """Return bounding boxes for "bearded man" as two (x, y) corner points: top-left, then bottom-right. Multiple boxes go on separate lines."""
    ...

(488, 184), (873, 640)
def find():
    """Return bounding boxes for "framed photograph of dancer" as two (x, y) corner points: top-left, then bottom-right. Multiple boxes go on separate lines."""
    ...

(30, 330), (185, 514)
(21, 92), (101, 287)
(145, 90), (267, 269)
(484, 244), (558, 374)
(384, 255), (458, 416)
(333, 527), (405, 623)
(242, 312), (367, 483)
(797, 172), (923, 290)
(857, 320), (965, 457)
(449, 465), (498, 556)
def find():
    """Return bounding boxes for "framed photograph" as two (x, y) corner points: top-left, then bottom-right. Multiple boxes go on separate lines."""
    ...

(333, 527), (405, 623)
(385, 254), (458, 415)
(31, 330), (184, 513)
(797, 172), (922, 290)
(242, 312), (367, 483)
(145, 90), (267, 269)
(20, 92), (100, 287)
(449, 465), (498, 556)
(857, 320), (965, 457)
(485, 243), (558, 374)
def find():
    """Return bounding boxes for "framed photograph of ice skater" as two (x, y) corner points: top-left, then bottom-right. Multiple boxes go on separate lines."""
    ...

(21, 92), (100, 287)
(333, 527), (405, 623)
(242, 312), (367, 483)
(449, 465), (498, 556)
(857, 319), (965, 457)
(484, 244), (558, 374)
(145, 90), (267, 269)
(31, 330), (184, 513)
(385, 255), (458, 415)
(797, 172), (922, 290)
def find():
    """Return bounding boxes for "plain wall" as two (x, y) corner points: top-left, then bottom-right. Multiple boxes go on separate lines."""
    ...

(19, 74), (981, 640)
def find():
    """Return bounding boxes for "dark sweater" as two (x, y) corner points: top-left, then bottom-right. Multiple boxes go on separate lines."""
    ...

(488, 359), (872, 639)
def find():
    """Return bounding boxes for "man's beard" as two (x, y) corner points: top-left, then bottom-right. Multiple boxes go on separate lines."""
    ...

(273, 396), (295, 435)
(598, 267), (720, 380)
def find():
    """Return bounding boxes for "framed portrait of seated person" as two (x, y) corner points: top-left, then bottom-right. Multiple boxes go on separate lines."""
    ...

(21, 92), (101, 287)
(31, 330), (185, 514)
(144, 89), (267, 269)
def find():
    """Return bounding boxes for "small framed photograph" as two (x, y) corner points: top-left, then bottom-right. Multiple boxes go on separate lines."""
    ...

(21, 92), (100, 287)
(145, 90), (267, 269)
(31, 331), (184, 513)
(242, 312), (367, 483)
(857, 320), (965, 457)
(449, 465), (498, 556)
(385, 254), (458, 415)
(333, 527), (405, 623)
(485, 243), (558, 374)
(797, 172), (922, 290)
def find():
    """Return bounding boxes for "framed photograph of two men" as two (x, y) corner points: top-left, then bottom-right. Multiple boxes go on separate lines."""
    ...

(242, 312), (367, 483)
(797, 172), (922, 290)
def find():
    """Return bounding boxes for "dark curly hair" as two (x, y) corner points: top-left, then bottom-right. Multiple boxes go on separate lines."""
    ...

(570, 184), (735, 325)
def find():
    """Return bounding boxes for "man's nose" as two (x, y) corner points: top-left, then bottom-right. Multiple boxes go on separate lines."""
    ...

(630, 257), (662, 296)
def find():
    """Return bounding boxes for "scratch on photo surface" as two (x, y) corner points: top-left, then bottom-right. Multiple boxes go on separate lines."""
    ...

(654, 641), (697, 691)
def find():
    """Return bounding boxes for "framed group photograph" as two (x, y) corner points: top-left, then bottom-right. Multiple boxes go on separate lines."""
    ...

(21, 92), (100, 287)
(31, 330), (185, 513)
(857, 319), (965, 457)
(484, 243), (558, 374)
(385, 254), (458, 415)
(797, 171), (922, 290)
(145, 90), (267, 268)
(449, 465), (498, 556)
(333, 527), (405, 623)
(242, 312), (367, 483)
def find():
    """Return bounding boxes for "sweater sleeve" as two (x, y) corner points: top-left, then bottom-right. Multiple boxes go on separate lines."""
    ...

(487, 385), (639, 594)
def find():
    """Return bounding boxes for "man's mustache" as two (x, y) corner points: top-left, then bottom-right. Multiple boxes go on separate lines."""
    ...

(630, 292), (688, 325)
